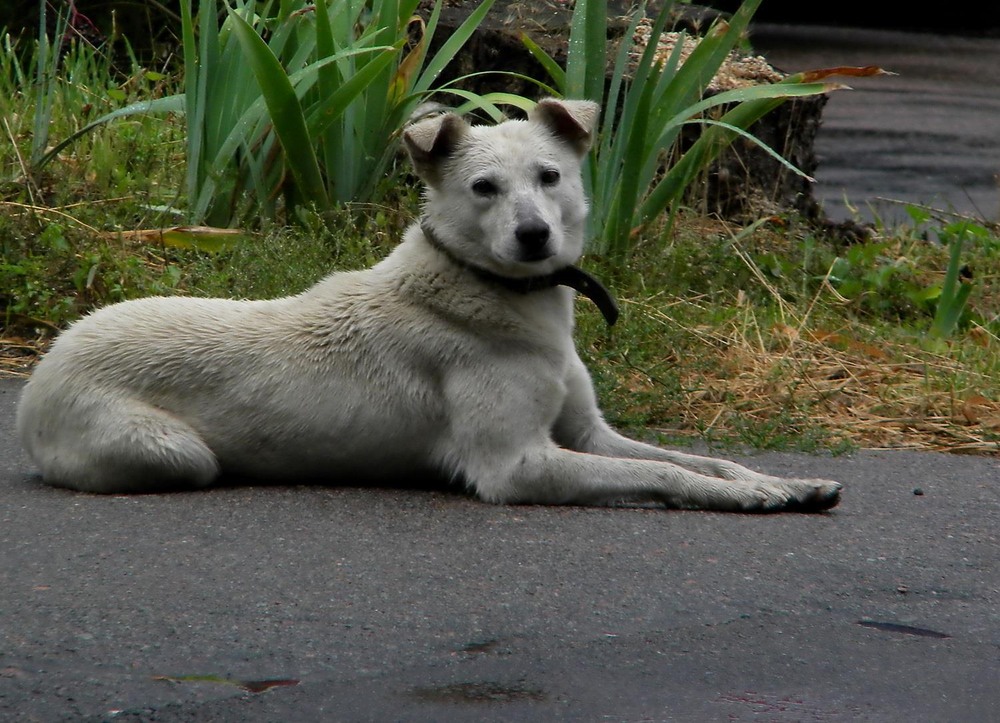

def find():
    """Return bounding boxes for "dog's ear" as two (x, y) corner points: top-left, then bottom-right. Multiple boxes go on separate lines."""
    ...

(403, 113), (469, 185)
(530, 99), (600, 156)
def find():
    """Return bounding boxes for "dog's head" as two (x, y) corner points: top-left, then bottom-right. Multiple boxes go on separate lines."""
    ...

(403, 98), (600, 277)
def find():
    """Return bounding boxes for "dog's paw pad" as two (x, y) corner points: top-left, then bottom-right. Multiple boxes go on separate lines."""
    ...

(787, 479), (842, 511)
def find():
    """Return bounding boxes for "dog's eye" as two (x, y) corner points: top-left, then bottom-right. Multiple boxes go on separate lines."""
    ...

(472, 179), (497, 196)
(540, 169), (560, 186)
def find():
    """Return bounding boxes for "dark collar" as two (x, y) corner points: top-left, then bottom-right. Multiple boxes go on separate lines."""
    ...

(419, 222), (619, 326)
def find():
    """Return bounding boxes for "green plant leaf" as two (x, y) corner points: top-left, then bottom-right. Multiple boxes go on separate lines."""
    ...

(304, 48), (401, 137)
(931, 226), (973, 338)
(31, 96), (186, 172)
(637, 83), (835, 231)
(413, 0), (497, 94)
(520, 33), (566, 90)
(226, 6), (329, 209)
(446, 90), (537, 120)
(565, 0), (607, 101)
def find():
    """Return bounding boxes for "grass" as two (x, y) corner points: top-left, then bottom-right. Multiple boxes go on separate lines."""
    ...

(2, 16), (999, 456)
(573, 214), (1000, 454)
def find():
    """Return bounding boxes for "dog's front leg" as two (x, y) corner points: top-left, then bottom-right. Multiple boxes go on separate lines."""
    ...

(551, 355), (743, 471)
(468, 444), (838, 512)
(552, 355), (842, 499)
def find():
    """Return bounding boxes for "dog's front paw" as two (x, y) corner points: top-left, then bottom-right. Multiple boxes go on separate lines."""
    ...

(666, 476), (841, 513)
(748, 478), (842, 513)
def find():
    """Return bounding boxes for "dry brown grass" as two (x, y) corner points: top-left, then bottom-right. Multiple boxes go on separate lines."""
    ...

(618, 290), (1000, 455)
(0, 335), (45, 378)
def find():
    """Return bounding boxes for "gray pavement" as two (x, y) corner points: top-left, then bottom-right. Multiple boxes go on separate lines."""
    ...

(753, 25), (1000, 224)
(1, 376), (998, 721)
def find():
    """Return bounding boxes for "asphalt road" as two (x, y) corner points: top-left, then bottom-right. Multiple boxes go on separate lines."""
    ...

(753, 24), (1000, 224)
(1, 376), (998, 721)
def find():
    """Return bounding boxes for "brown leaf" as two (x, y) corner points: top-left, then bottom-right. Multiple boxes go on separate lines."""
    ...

(798, 66), (896, 83)
(107, 226), (247, 252)
(153, 674), (299, 693)
(962, 395), (994, 425)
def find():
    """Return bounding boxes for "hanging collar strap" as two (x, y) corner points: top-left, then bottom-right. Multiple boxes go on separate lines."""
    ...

(419, 221), (619, 326)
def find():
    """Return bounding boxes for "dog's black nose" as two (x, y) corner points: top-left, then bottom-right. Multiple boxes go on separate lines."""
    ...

(515, 220), (550, 253)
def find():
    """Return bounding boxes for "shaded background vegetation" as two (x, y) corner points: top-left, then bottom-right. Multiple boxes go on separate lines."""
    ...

(3, 0), (999, 48)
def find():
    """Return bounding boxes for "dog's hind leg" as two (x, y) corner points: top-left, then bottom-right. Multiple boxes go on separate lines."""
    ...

(20, 395), (220, 493)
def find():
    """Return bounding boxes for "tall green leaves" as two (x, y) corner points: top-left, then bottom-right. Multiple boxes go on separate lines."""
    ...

(180, 0), (392, 224)
(525, 0), (845, 258)
(29, 0), (65, 168)
(207, 1), (334, 216)
(191, 0), (508, 224)
(36, 0), (500, 226)
(184, 0), (508, 224)
(930, 222), (977, 338)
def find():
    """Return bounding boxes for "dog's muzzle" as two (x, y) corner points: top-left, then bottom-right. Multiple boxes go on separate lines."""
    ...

(420, 221), (619, 326)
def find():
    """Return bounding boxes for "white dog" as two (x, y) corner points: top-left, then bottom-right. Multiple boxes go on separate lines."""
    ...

(17, 99), (841, 512)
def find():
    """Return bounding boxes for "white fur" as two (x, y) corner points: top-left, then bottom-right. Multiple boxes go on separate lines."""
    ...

(16, 99), (841, 511)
